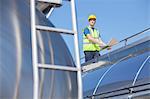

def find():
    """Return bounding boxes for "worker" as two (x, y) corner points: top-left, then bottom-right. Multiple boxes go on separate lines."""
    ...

(83, 14), (110, 62)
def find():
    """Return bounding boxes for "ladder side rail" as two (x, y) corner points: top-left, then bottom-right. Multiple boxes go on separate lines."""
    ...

(71, 0), (83, 99)
(30, 0), (39, 99)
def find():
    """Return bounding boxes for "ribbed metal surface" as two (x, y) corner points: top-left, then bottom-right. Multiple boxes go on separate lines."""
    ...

(83, 39), (150, 98)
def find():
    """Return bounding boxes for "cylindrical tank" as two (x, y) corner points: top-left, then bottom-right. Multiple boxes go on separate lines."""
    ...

(0, 0), (78, 99)
(82, 40), (150, 98)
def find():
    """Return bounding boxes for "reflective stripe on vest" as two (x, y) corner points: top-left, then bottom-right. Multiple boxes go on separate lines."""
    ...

(83, 26), (101, 51)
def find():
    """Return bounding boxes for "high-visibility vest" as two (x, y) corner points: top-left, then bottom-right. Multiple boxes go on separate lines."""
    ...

(83, 26), (101, 51)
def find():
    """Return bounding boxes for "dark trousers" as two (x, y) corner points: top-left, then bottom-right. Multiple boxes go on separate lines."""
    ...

(84, 51), (100, 62)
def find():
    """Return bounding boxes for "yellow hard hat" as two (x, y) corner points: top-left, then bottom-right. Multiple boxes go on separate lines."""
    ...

(88, 14), (96, 21)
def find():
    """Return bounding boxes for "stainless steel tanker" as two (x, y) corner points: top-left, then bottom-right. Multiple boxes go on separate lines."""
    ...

(0, 0), (78, 99)
(1, 0), (150, 99)
(82, 37), (150, 99)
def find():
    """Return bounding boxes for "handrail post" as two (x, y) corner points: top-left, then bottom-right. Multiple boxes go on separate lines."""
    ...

(125, 39), (127, 46)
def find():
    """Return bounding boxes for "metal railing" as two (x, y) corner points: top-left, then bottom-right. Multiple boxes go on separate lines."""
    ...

(80, 27), (150, 63)
(84, 83), (150, 99)
(119, 27), (150, 46)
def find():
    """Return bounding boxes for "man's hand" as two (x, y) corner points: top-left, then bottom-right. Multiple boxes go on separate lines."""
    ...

(107, 46), (111, 50)
(106, 38), (118, 50)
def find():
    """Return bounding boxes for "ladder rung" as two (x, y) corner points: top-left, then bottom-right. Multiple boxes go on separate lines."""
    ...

(38, 63), (79, 71)
(36, 25), (75, 35)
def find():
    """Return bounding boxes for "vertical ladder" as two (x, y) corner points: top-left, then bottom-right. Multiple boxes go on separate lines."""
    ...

(30, 0), (83, 99)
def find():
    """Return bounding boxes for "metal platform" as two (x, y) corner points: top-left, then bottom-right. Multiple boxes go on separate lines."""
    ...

(82, 36), (150, 73)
